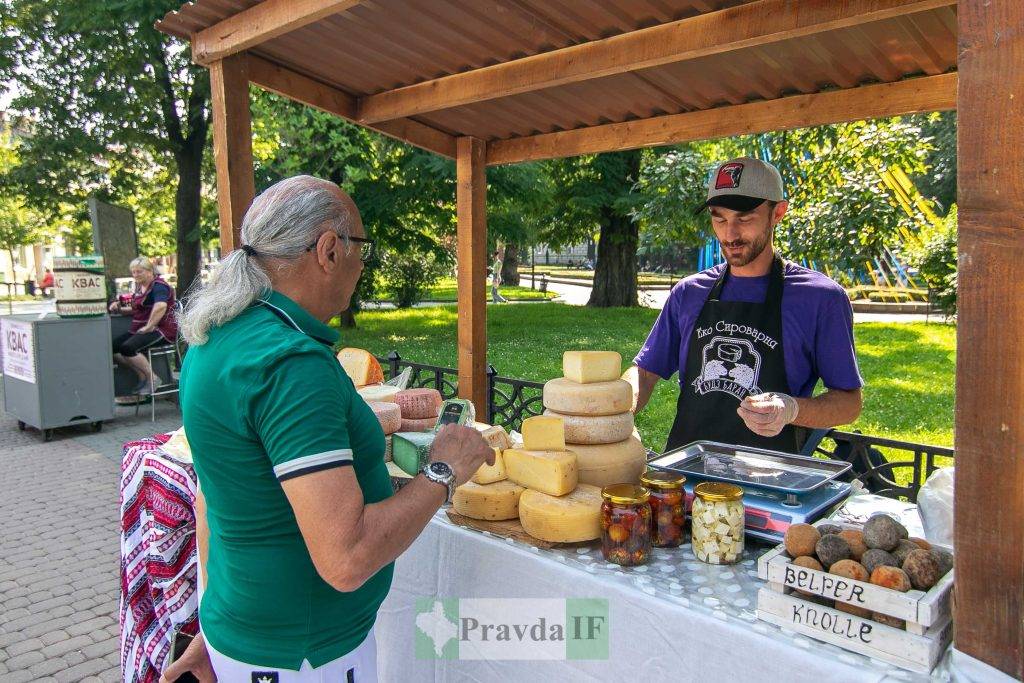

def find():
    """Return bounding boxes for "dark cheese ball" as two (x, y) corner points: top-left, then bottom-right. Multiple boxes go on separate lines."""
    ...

(863, 514), (906, 552)
(817, 524), (843, 536)
(891, 539), (921, 566)
(903, 549), (942, 590)
(815, 534), (852, 569)
(862, 548), (899, 575)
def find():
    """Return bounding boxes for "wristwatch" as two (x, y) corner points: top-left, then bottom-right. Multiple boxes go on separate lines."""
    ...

(420, 461), (456, 504)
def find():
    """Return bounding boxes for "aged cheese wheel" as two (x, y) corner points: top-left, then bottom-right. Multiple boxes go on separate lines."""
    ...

(337, 348), (384, 387)
(562, 350), (622, 384)
(475, 424), (511, 450)
(565, 432), (647, 487)
(471, 448), (508, 484)
(502, 448), (578, 496)
(357, 384), (400, 404)
(521, 415), (565, 451)
(519, 485), (603, 543)
(399, 416), (437, 432)
(543, 377), (632, 416)
(452, 480), (524, 521)
(395, 388), (443, 419)
(543, 409), (634, 445)
(368, 401), (401, 435)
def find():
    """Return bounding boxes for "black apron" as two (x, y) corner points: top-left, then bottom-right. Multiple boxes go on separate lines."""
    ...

(665, 254), (799, 453)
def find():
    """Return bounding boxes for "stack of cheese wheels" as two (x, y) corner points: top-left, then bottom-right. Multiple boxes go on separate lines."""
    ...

(542, 351), (646, 488)
(367, 401), (402, 435)
(395, 388), (443, 432)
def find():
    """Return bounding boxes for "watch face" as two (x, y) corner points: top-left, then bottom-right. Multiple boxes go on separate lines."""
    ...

(429, 462), (453, 479)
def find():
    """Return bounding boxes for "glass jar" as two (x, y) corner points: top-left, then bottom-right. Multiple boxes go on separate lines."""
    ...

(640, 470), (686, 548)
(691, 482), (745, 565)
(600, 484), (652, 567)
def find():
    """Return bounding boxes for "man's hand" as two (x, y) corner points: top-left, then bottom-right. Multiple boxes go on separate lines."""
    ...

(737, 392), (799, 437)
(159, 632), (216, 683)
(430, 424), (494, 486)
(138, 325), (155, 334)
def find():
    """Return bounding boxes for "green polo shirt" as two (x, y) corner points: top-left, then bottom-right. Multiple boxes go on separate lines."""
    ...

(180, 290), (393, 670)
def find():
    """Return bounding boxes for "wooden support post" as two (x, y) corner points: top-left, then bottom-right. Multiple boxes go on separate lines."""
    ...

(954, 1), (1024, 677)
(209, 53), (255, 254)
(456, 137), (488, 415)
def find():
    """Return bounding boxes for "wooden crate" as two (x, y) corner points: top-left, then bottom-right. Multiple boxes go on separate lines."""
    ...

(755, 521), (953, 673)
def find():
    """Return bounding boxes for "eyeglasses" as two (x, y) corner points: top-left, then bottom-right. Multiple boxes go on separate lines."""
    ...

(305, 234), (375, 263)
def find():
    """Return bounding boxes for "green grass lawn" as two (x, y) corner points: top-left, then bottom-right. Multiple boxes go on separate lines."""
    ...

(417, 278), (555, 302)
(336, 304), (956, 454)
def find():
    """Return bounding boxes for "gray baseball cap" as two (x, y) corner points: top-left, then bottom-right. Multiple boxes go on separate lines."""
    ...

(695, 157), (785, 214)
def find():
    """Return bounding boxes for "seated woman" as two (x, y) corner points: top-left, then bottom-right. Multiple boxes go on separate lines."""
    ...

(108, 256), (178, 396)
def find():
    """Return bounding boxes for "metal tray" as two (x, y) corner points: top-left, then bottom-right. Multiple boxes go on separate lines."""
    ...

(646, 440), (852, 495)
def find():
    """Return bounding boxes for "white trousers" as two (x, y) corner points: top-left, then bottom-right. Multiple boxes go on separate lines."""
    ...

(206, 630), (378, 683)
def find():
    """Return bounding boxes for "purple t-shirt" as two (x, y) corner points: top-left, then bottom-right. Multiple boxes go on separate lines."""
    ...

(634, 262), (863, 397)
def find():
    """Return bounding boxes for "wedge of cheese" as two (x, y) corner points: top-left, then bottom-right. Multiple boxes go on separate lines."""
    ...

(562, 351), (622, 384)
(521, 415), (565, 451)
(474, 423), (512, 450)
(452, 480), (524, 521)
(471, 448), (508, 484)
(543, 377), (632, 416)
(502, 448), (578, 496)
(566, 431), (647, 488)
(543, 409), (634, 445)
(357, 384), (400, 404)
(337, 348), (384, 387)
(519, 485), (603, 543)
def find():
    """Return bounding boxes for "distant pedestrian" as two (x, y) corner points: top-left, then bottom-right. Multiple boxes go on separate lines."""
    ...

(491, 249), (507, 303)
(39, 268), (54, 297)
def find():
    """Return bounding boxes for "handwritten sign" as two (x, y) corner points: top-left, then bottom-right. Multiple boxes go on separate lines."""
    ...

(1, 319), (35, 384)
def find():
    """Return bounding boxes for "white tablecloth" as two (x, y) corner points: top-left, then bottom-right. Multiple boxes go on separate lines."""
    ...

(377, 507), (953, 682)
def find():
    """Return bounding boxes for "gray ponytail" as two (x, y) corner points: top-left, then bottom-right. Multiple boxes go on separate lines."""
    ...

(178, 175), (353, 345)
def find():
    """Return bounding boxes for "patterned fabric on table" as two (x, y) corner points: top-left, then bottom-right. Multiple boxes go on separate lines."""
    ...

(119, 434), (200, 682)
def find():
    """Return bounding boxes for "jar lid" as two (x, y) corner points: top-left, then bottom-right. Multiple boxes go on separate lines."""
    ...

(694, 481), (744, 502)
(639, 470), (686, 490)
(601, 484), (650, 505)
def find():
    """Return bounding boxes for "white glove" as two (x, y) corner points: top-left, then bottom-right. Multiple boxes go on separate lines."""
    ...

(737, 392), (800, 437)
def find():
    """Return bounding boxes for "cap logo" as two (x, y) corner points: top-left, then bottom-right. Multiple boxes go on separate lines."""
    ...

(715, 162), (744, 189)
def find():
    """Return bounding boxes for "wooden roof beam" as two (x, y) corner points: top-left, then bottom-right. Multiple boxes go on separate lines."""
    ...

(486, 72), (956, 166)
(357, 0), (956, 124)
(193, 0), (363, 65)
(246, 55), (457, 158)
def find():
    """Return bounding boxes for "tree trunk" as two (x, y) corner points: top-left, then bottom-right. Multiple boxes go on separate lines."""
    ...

(173, 144), (204, 300)
(501, 243), (520, 286)
(338, 309), (357, 328)
(588, 150), (640, 308)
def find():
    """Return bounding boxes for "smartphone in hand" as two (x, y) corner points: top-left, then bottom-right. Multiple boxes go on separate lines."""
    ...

(168, 631), (199, 683)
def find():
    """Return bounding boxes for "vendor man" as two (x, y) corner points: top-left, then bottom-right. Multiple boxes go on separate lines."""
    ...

(630, 157), (863, 453)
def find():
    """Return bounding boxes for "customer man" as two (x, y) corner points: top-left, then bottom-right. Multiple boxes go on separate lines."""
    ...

(163, 176), (493, 681)
(491, 248), (507, 303)
(628, 157), (863, 453)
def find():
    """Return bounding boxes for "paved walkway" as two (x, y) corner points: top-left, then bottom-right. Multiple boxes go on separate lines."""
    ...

(0, 395), (181, 682)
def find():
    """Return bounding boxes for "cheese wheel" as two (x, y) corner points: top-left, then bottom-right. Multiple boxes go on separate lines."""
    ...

(502, 448), (578, 496)
(519, 485), (603, 543)
(543, 409), (634, 445)
(396, 388), (443, 419)
(568, 432), (647, 488)
(521, 415), (565, 451)
(400, 416), (437, 432)
(452, 480), (524, 521)
(471, 448), (507, 484)
(337, 348), (384, 386)
(562, 351), (622, 384)
(475, 424), (512, 450)
(543, 378), (632, 416)
(368, 401), (402, 435)
(357, 384), (400, 404)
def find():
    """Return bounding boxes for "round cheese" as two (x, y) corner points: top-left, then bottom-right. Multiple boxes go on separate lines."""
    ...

(544, 409), (634, 445)
(567, 432), (647, 488)
(357, 384), (400, 403)
(400, 416), (437, 432)
(519, 484), (603, 543)
(368, 401), (402, 435)
(396, 388), (443, 419)
(337, 348), (384, 387)
(543, 377), (632, 416)
(452, 480), (525, 521)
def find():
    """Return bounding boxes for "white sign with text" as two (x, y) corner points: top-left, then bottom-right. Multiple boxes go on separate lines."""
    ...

(2, 319), (36, 384)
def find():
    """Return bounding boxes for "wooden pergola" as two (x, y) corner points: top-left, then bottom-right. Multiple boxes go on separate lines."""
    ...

(157, 1), (1022, 676)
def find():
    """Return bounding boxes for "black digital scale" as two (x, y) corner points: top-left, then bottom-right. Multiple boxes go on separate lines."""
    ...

(647, 441), (853, 544)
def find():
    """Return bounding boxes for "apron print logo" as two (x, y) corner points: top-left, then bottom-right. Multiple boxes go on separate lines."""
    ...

(251, 673), (279, 683)
(692, 336), (761, 399)
(715, 162), (744, 189)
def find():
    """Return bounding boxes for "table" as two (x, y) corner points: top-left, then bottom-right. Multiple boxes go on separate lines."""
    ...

(377, 502), (953, 682)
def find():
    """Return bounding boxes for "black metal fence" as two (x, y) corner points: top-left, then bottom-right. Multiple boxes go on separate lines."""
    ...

(377, 352), (954, 501)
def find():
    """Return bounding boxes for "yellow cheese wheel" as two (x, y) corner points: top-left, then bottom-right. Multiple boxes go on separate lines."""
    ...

(502, 448), (578, 496)
(543, 377), (632, 416)
(519, 484), (603, 543)
(543, 409), (634, 445)
(567, 432), (647, 488)
(452, 480), (524, 520)
(337, 348), (384, 386)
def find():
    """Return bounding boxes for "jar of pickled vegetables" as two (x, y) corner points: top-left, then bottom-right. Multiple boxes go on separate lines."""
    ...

(639, 470), (686, 548)
(691, 482), (745, 565)
(600, 484), (652, 566)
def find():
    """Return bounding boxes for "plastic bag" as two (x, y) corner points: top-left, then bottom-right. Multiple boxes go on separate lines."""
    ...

(917, 467), (954, 547)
